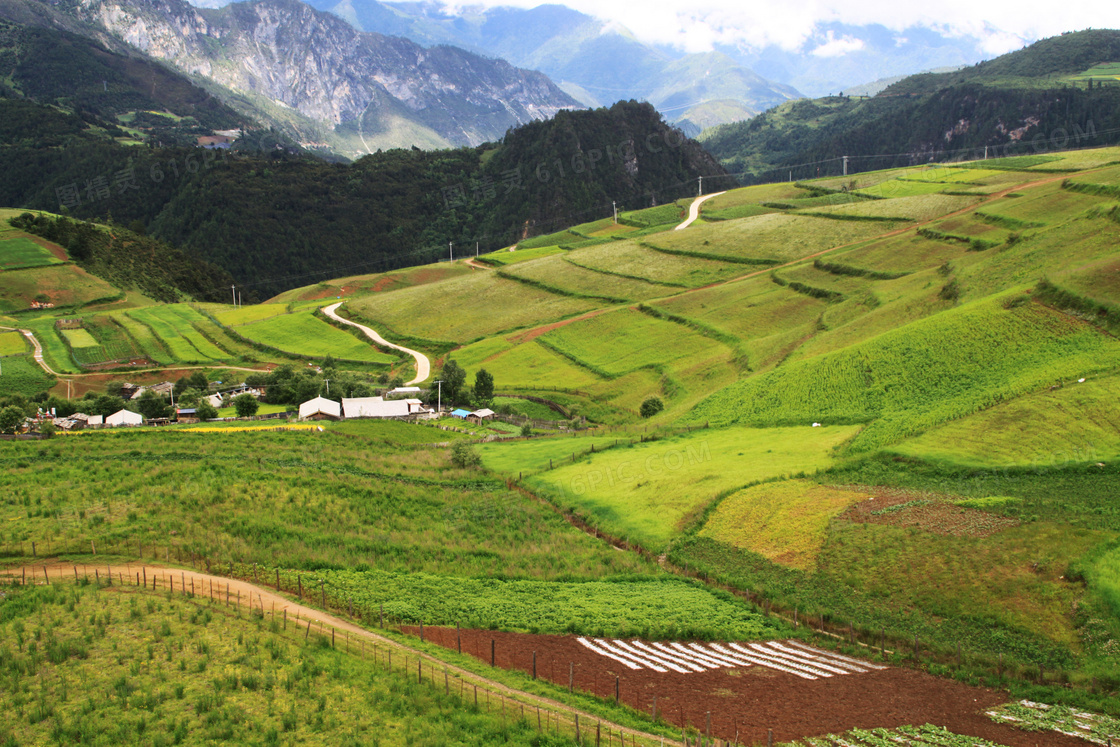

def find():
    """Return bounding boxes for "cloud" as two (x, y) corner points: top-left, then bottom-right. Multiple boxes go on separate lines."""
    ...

(429, 0), (1120, 57)
(810, 31), (866, 57)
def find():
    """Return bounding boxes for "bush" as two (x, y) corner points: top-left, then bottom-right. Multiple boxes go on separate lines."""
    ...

(232, 394), (260, 418)
(639, 397), (664, 418)
(450, 441), (482, 469)
(195, 402), (219, 421)
(520, 423), (533, 437)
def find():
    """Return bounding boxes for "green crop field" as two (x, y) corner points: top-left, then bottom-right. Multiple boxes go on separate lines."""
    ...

(699, 480), (869, 570)
(109, 310), (174, 366)
(237, 310), (396, 364)
(835, 232), (965, 274)
(0, 582), (573, 747)
(125, 306), (225, 363)
(500, 254), (668, 302)
(452, 336), (603, 391)
(891, 373), (1120, 467)
(700, 183), (808, 210)
(60, 327), (99, 348)
(688, 297), (1120, 452)
(0, 236), (62, 269)
(478, 245), (565, 266)
(807, 193), (979, 221)
(0, 330), (28, 356)
(566, 239), (742, 288)
(647, 213), (901, 264)
(513, 424), (860, 551)
(0, 354), (54, 396)
(23, 318), (81, 374)
(349, 273), (599, 344)
(209, 302), (290, 326)
(0, 264), (120, 314)
(267, 263), (474, 305)
(539, 307), (726, 379)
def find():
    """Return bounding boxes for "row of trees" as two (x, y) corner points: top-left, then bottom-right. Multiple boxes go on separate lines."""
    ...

(437, 360), (493, 408)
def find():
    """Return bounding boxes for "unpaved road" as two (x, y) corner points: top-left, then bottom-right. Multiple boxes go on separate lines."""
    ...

(675, 191), (726, 230)
(3, 561), (679, 746)
(321, 302), (430, 385)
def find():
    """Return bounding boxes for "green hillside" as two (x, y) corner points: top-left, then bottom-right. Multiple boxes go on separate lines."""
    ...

(701, 30), (1120, 182)
(5, 144), (1120, 744)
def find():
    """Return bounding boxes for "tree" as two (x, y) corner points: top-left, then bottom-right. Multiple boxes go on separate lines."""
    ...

(639, 397), (664, 418)
(473, 368), (494, 406)
(440, 359), (467, 404)
(195, 402), (219, 421)
(450, 441), (481, 469)
(0, 406), (25, 434)
(38, 421), (57, 438)
(135, 389), (171, 420)
(232, 393), (260, 418)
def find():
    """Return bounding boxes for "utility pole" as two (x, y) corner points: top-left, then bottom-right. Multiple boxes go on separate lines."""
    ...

(842, 155), (849, 176)
(66, 380), (72, 400)
(698, 175), (703, 196)
(231, 285), (236, 306)
(434, 380), (444, 413)
(449, 242), (453, 262)
(612, 201), (617, 224)
(323, 379), (330, 395)
(984, 145), (989, 160)
(475, 242), (478, 258)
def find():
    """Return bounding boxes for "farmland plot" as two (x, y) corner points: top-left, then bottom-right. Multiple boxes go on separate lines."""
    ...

(237, 310), (396, 363)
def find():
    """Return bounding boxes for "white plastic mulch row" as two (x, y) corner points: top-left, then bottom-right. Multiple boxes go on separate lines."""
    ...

(575, 638), (885, 681)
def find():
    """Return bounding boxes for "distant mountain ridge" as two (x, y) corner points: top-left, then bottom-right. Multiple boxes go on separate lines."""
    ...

(701, 29), (1120, 182)
(15, 0), (581, 156)
(289, 0), (802, 132)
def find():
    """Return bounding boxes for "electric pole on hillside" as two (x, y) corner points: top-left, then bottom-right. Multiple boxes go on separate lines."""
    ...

(323, 379), (330, 395)
(612, 201), (617, 224)
(449, 242), (453, 262)
(475, 242), (479, 258)
(434, 380), (444, 413)
(231, 285), (236, 306)
(842, 156), (849, 176)
(698, 175), (703, 196)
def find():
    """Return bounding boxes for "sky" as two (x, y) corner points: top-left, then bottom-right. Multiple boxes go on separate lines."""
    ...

(440, 0), (1120, 57)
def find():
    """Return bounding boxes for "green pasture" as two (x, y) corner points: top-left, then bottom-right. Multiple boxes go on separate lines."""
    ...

(23, 318), (81, 373)
(501, 254), (667, 301)
(891, 372), (1120, 467)
(0, 236), (62, 269)
(477, 244), (565, 266)
(647, 213), (901, 264)
(266, 263), (473, 305)
(0, 330), (28, 356)
(519, 424), (860, 551)
(125, 306), (225, 363)
(808, 193), (978, 221)
(208, 302), (289, 326)
(349, 272), (599, 345)
(568, 239), (742, 288)
(0, 354), (54, 396)
(688, 296), (1120, 452)
(110, 311), (174, 366)
(236, 311), (395, 364)
(700, 182), (807, 210)
(0, 264), (119, 314)
(452, 336), (604, 391)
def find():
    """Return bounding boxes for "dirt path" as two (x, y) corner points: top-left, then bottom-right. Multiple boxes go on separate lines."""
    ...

(3, 561), (681, 747)
(322, 302), (430, 385)
(675, 191), (726, 231)
(464, 258), (492, 270)
(14, 327), (58, 376)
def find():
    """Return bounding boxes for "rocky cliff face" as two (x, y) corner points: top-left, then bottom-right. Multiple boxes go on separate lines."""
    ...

(66, 0), (579, 150)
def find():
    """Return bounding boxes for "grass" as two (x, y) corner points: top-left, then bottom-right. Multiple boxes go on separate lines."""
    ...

(267, 263), (474, 305)
(208, 303), (289, 327)
(0, 427), (652, 580)
(539, 307), (728, 380)
(0, 264), (121, 314)
(0, 582), (577, 747)
(452, 336), (604, 392)
(515, 424), (860, 552)
(477, 245), (565, 266)
(110, 311), (174, 366)
(23, 318), (81, 374)
(806, 194), (979, 221)
(0, 237), (62, 269)
(288, 568), (780, 640)
(124, 306), (225, 363)
(890, 372), (1120, 467)
(647, 214), (901, 264)
(687, 296), (1120, 452)
(0, 354), (54, 396)
(565, 239), (742, 288)
(213, 403), (289, 418)
(500, 255), (667, 302)
(236, 311), (396, 364)
(0, 330), (28, 356)
(699, 480), (869, 570)
(349, 273), (599, 345)
(59, 327), (99, 348)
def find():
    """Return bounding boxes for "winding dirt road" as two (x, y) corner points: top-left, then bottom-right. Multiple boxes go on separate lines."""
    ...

(4, 561), (680, 747)
(674, 191), (726, 230)
(322, 302), (430, 385)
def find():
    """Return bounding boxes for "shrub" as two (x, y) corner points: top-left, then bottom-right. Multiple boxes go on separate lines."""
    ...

(640, 397), (664, 418)
(450, 441), (482, 469)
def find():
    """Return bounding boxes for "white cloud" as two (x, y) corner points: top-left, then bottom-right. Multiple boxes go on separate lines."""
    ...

(429, 0), (1120, 57)
(810, 31), (866, 57)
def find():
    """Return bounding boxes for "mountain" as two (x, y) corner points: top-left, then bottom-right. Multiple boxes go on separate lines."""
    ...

(19, 0), (580, 157)
(1, 92), (722, 297)
(291, 0), (800, 130)
(701, 30), (1120, 182)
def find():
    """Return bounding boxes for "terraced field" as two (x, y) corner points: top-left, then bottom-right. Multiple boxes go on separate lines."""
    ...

(236, 310), (396, 363)
(0, 236), (62, 269)
(0, 329), (27, 356)
(125, 305), (228, 363)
